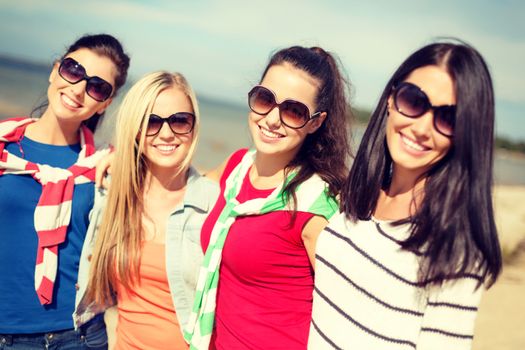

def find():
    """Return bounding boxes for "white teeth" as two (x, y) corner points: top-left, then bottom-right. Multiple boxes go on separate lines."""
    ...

(260, 126), (282, 139)
(401, 134), (425, 151)
(62, 94), (80, 108)
(156, 145), (176, 152)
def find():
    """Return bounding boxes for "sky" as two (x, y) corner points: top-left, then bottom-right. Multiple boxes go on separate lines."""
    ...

(0, 0), (524, 140)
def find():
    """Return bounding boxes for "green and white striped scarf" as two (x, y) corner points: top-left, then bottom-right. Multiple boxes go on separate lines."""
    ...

(183, 149), (338, 349)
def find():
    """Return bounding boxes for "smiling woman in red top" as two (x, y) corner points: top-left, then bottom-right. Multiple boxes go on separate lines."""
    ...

(184, 46), (353, 350)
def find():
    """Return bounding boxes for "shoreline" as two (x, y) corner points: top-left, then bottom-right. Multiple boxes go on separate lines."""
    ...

(496, 148), (525, 161)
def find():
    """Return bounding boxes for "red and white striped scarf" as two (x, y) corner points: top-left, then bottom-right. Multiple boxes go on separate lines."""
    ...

(0, 117), (109, 305)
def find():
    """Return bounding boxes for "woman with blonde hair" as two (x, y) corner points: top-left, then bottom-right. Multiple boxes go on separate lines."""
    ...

(81, 71), (218, 349)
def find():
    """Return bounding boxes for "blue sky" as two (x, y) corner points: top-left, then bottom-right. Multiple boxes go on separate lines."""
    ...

(1, 0), (524, 140)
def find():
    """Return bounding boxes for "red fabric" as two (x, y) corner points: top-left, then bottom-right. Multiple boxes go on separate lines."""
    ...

(201, 149), (315, 349)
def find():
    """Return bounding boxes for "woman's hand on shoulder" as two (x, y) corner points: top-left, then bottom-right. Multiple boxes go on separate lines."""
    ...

(95, 152), (114, 189)
(204, 158), (228, 183)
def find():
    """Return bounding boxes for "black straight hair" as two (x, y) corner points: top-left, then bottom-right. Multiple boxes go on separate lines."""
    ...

(259, 46), (352, 205)
(341, 39), (502, 287)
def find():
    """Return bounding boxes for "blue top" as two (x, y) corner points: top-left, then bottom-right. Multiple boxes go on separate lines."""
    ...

(0, 136), (94, 333)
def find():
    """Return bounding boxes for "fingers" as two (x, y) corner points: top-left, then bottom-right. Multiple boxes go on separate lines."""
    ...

(95, 153), (114, 189)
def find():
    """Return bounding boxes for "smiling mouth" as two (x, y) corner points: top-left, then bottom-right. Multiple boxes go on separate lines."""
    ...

(400, 133), (429, 152)
(154, 144), (178, 153)
(61, 93), (81, 108)
(259, 125), (283, 139)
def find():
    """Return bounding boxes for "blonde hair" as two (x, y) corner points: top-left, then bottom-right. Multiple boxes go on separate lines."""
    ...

(87, 71), (200, 304)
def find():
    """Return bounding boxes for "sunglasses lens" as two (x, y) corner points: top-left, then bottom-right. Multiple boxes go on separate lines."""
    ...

(59, 58), (85, 83)
(434, 106), (455, 136)
(280, 101), (309, 128)
(86, 77), (113, 102)
(147, 115), (164, 136)
(168, 113), (195, 134)
(249, 87), (275, 114)
(59, 58), (113, 102)
(395, 83), (428, 117)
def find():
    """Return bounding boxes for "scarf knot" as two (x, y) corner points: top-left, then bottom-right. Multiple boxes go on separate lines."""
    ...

(0, 117), (109, 305)
(184, 149), (338, 349)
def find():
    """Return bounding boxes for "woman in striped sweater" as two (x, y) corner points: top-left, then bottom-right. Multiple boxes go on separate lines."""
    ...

(310, 40), (502, 350)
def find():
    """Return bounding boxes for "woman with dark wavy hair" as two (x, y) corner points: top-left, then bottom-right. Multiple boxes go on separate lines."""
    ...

(184, 46), (352, 349)
(310, 40), (502, 349)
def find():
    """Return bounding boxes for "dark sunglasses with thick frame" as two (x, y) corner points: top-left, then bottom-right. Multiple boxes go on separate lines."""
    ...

(58, 57), (114, 102)
(392, 81), (455, 137)
(248, 85), (321, 129)
(146, 113), (196, 136)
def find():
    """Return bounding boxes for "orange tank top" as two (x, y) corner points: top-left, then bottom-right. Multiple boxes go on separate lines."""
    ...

(115, 241), (188, 350)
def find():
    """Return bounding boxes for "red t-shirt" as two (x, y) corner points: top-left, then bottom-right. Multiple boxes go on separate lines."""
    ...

(201, 149), (315, 349)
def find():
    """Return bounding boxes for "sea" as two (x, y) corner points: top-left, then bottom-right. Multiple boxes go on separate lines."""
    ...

(1, 56), (524, 185)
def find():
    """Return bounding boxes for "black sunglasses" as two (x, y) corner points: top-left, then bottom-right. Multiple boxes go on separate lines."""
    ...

(146, 113), (195, 136)
(58, 57), (114, 102)
(248, 85), (321, 129)
(393, 82), (455, 137)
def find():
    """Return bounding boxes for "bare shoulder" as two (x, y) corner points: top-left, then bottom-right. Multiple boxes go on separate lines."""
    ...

(302, 215), (329, 240)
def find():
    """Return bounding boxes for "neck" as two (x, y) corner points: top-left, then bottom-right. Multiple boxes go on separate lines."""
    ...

(142, 166), (189, 243)
(389, 165), (426, 195)
(251, 151), (293, 189)
(144, 165), (188, 195)
(374, 166), (426, 220)
(25, 110), (83, 145)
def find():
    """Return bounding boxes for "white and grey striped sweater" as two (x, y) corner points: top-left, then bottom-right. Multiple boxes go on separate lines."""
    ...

(309, 212), (483, 350)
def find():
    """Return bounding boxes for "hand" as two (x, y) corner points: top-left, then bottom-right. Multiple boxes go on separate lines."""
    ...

(204, 158), (228, 183)
(95, 152), (114, 189)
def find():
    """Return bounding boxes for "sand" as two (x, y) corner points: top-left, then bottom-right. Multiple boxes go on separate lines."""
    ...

(473, 185), (525, 349)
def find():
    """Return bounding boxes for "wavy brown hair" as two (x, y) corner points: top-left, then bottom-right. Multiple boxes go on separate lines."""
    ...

(259, 46), (352, 204)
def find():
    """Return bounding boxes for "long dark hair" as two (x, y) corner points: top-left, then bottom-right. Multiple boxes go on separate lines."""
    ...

(341, 39), (502, 287)
(260, 46), (352, 201)
(32, 33), (130, 132)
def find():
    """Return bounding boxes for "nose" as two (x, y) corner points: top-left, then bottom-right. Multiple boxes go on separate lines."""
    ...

(69, 80), (87, 100)
(264, 106), (282, 129)
(157, 120), (176, 139)
(410, 111), (434, 138)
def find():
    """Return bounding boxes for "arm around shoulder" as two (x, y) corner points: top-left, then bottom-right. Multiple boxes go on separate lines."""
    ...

(204, 158), (227, 183)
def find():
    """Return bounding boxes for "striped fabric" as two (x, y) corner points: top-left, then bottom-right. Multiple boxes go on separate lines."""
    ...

(184, 149), (338, 349)
(309, 212), (484, 350)
(0, 117), (109, 305)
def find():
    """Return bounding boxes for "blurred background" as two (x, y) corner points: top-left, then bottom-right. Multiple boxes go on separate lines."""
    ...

(1, 1), (524, 348)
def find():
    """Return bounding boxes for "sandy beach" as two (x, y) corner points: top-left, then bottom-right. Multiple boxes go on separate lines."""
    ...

(473, 185), (525, 350)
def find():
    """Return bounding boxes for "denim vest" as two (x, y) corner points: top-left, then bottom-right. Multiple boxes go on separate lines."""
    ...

(73, 167), (219, 330)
